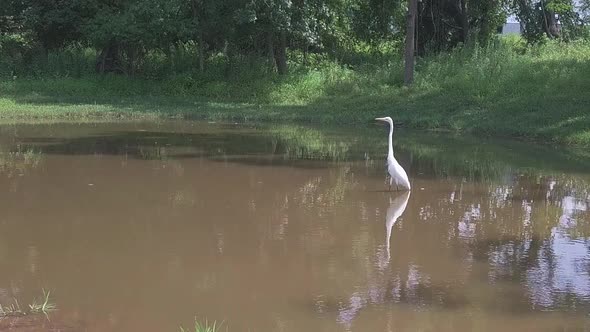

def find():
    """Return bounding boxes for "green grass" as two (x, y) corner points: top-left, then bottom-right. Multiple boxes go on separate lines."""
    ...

(1, 37), (589, 146)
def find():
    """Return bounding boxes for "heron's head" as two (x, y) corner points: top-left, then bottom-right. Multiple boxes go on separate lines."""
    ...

(375, 117), (394, 127)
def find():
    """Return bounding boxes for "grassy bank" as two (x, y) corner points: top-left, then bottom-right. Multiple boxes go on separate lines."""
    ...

(1, 38), (589, 145)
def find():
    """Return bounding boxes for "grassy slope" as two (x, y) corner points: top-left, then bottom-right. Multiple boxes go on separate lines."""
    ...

(0, 39), (589, 145)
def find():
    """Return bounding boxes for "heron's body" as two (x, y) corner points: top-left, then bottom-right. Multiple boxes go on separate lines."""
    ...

(375, 117), (411, 191)
(387, 158), (410, 190)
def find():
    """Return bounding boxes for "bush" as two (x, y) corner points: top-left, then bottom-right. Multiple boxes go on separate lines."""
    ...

(0, 33), (38, 77)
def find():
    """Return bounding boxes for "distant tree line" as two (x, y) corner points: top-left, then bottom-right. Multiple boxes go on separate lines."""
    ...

(0, 0), (588, 76)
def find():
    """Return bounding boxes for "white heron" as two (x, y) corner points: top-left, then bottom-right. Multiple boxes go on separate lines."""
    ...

(375, 117), (411, 191)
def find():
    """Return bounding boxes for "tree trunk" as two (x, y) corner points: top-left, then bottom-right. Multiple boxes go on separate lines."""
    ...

(95, 44), (122, 74)
(198, 30), (205, 72)
(127, 47), (135, 76)
(275, 30), (288, 75)
(223, 39), (232, 77)
(191, 0), (205, 72)
(404, 0), (418, 85)
(267, 29), (275, 69)
(96, 47), (106, 74)
(460, 0), (469, 44)
(540, 1), (560, 38)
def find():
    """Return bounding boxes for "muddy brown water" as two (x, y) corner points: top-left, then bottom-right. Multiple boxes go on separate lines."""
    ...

(0, 121), (589, 332)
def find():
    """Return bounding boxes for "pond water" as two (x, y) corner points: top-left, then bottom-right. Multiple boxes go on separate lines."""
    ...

(0, 121), (589, 332)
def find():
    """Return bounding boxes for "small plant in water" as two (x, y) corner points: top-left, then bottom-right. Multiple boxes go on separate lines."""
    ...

(28, 289), (57, 315)
(0, 299), (23, 317)
(22, 148), (42, 168)
(180, 318), (222, 332)
(0, 147), (42, 177)
(0, 289), (56, 318)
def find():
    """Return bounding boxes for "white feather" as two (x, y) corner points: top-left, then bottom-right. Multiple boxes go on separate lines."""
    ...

(375, 116), (411, 191)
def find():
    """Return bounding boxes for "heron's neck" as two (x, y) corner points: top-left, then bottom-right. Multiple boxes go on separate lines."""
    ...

(387, 123), (394, 160)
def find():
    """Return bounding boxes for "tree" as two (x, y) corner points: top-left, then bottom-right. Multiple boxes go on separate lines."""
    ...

(581, 0), (590, 23)
(351, 0), (404, 42)
(252, 0), (291, 74)
(22, 0), (97, 51)
(416, 0), (506, 54)
(510, 0), (584, 43)
(85, 0), (192, 74)
(0, 0), (27, 34)
(291, 0), (347, 62)
(404, 0), (417, 85)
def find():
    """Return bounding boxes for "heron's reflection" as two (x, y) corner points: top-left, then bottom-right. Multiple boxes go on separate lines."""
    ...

(382, 191), (411, 266)
(338, 191), (412, 328)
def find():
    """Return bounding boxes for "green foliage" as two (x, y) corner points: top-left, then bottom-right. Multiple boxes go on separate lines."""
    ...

(1, 0), (587, 80)
(0, 33), (37, 76)
(350, 0), (405, 42)
(84, 0), (193, 50)
(9, 0), (585, 76)
(22, 0), (97, 50)
(469, 0), (508, 43)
